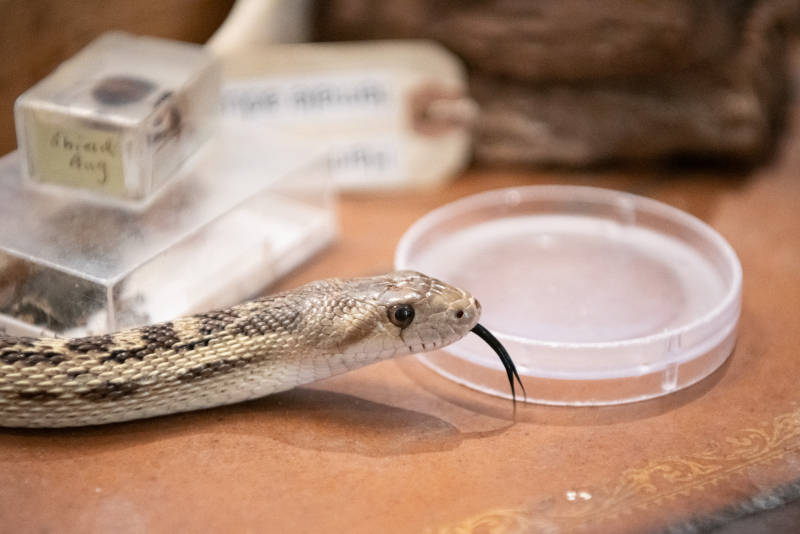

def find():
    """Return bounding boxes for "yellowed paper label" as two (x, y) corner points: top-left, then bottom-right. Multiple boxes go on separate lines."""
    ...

(33, 120), (125, 195)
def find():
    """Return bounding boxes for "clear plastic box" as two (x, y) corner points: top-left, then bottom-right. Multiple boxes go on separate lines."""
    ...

(14, 32), (220, 205)
(0, 122), (335, 338)
(396, 186), (742, 405)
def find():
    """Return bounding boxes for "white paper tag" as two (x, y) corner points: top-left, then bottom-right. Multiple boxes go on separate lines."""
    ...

(222, 71), (406, 188)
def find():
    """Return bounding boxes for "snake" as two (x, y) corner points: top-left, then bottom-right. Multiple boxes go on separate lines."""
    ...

(0, 271), (523, 428)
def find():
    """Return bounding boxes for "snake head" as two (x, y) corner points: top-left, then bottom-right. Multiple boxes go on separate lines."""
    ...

(373, 272), (525, 403)
(297, 271), (523, 404)
(303, 271), (479, 358)
(375, 270), (481, 354)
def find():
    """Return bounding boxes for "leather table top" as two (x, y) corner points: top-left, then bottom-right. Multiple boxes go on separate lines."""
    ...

(3, 107), (800, 534)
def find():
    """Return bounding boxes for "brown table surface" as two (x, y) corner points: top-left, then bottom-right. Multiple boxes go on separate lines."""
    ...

(3, 107), (800, 534)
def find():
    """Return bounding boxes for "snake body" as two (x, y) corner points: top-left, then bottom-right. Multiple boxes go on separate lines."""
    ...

(0, 271), (490, 428)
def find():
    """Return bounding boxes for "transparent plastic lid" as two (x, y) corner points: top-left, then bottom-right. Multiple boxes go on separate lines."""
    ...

(395, 186), (742, 405)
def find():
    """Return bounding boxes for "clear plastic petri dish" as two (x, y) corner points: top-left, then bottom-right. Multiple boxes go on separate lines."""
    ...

(395, 185), (742, 405)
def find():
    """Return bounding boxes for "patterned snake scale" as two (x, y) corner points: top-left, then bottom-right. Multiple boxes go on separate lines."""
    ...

(0, 271), (520, 428)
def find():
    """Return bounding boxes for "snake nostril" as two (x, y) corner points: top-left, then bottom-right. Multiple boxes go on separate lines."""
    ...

(455, 309), (465, 319)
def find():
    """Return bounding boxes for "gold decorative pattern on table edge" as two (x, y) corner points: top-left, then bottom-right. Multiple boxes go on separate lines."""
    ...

(428, 407), (800, 534)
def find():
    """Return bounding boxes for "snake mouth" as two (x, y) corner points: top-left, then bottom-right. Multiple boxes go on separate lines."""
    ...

(470, 323), (526, 405)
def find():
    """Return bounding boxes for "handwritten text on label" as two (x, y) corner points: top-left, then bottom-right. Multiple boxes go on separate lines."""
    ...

(33, 120), (125, 194)
(222, 71), (394, 123)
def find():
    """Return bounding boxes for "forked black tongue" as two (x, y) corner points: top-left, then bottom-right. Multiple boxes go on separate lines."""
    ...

(470, 323), (526, 405)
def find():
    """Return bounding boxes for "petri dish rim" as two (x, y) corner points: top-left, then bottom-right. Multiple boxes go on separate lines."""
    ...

(395, 185), (742, 377)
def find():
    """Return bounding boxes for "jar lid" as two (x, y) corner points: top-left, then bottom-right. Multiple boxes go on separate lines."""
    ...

(395, 186), (742, 405)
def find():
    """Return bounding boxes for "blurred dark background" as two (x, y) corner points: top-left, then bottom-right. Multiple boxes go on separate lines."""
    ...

(2, 0), (799, 168)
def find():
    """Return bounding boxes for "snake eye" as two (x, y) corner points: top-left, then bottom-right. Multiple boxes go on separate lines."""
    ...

(388, 304), (415, 327)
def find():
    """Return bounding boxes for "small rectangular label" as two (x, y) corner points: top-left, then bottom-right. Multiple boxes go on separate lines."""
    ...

(32, 119), (126, 195)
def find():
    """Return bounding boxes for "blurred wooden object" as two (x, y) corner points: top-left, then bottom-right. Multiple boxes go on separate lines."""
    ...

(0, 0), (236, 157)
(314, 0), (800, 167)
(207, 0), (312, 52)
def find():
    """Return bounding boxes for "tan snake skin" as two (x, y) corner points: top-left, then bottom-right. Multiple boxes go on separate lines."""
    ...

(0, 271), (482, 427)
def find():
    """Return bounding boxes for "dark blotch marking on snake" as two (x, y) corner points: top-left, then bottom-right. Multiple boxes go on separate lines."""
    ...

(231, 307), (297, 338)
(17, 389), (60, 401)
(65, 335), (115, 354)
(198, 300), (303, 339)
(0, 343), (64, 367)
(0, 336), (38, 365)
(14, 382), (142, 402)
(136, 322), (180, 356)
(177, 359), (244, 383)
(197, 309), (241, 335)
(79, 381), (141, 402)
(58, 324), (183, 366)
(172, 337), (213, 352)
(101, 349), (138, 364)
(97, 322), (182, 364)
